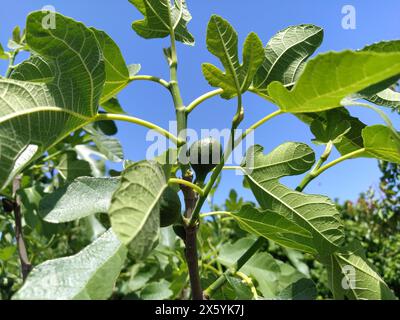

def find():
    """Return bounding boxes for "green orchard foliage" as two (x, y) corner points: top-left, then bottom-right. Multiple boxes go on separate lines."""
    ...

(0, 0), (400, 300)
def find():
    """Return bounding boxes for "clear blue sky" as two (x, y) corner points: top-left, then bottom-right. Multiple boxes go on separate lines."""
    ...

(1, 0), (399, 206)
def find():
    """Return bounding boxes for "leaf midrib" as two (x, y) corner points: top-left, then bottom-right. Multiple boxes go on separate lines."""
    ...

(47, 28), (97, 115)
(145, 0), (171, 31)
(247, 174), (338, 248)
(213, 16), (241, 95)
(257, 27), (322, 89)
(0, 106), (93, 123)
(276, 52), (400, 111)
(113, 163), (167, 242)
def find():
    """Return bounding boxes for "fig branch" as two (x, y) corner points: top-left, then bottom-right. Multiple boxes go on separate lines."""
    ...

(188, 99), (244, 228)
(168, 25), (203, 300)
(3, 49), (32, 282)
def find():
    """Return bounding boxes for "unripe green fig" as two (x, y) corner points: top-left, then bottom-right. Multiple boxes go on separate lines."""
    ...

(159, 187), (182, 227)
(188, 137), (222, 182)
(173, 224), (186, 241)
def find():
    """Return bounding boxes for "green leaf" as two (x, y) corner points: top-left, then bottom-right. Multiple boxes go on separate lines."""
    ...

(0, 42), (9, 60)
(362, 125), (400, 163)
(218, 238), (280, 298)
(242, 143), (344, 255)
(101, 98), (127, 115)
(92, 28), (131, 103)
(128, 64), (142, 78)
(253, 24), (323, 93)
(0, 12), (105, 190)
(0, 246), (16, 261)
(10, 55), (55, 83)
(231, 204), (314, 251)
(310, 109), (351, 145)
(284, 248), (310, 277)
(268, 50), (400, 113)
(240, 32), (266, 92)
(225, 276), (254, 300)
(57, 151), (92, 181)
(202, 16), (264, 98)
(18, 185), (44, 229)
(130, 0), (194, 45)
(18, 185), (43, 214)
(366, 88), (400, 109)
(124, 263), (158, 292)
(218, 238), (305, 298)
(85, 215), (107, 241)
(12, 26), (21, 44)
(325, 241), (396, 300)
(140, 279), (173, 300)
(92, 133), (124, 162)
(277, 278), (317, 300)
(40, 177), (120, 223)
(11, 28), (130, 105)
(153, 148), (178, 178)
(75, 145), (106, 178)
(361, 40), (400, 108)
(203, 15), (241, 98)
(109, 161), (168, 260)
(297, 109), (367, 155)
(13, 229), (127, 300)
(88, 120), (118, 136)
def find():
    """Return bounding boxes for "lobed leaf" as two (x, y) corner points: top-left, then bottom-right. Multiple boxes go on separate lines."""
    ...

(241, 143), (344, 255)
(0, 12), (105, 190)
(129, 0), (194, 45)
(202, 15), (264, 99)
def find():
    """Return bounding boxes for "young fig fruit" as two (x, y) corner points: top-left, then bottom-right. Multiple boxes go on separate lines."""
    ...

(159, 187), (182, 227)
(173, 224), (186, 241)
(188, 137), (222, 183)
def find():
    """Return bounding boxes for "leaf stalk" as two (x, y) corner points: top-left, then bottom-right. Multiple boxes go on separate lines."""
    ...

(129, 75), (170, 89)
(95, 113), (184, 147)
(168, 178), (204, 196)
